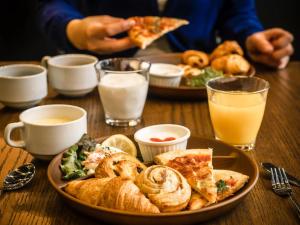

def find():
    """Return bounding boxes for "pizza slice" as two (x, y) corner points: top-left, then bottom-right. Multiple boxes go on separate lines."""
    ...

(128, 16), (189, 49)
(187, 169), (249, 210)
(154, 149), (217, 204)
(214, 169), (249, 201)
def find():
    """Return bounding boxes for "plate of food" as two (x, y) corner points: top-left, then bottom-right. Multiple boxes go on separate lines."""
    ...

(139, 41), (255, 100)
(48, 132), (258, 225)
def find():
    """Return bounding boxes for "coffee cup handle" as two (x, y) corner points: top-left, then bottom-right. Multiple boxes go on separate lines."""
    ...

(4, 122), (26, 148)
(41, 56), (51, 68)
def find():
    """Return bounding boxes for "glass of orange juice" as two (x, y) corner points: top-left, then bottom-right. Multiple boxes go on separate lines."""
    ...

(206, 76), (269, 151)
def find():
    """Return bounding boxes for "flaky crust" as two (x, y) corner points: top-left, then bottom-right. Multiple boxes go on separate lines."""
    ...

(65, 177), (160, 213)
(135, 165), (191, 212)
(211, 54), (250, 75)
(182, 50), (210, 68)
(95, 152), (147, 180)
(99, 177), (160, 213)
(210, 40), (244, 61)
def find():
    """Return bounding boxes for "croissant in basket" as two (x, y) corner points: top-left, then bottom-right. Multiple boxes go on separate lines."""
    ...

(135, 165), (191, 212)
(210, 40), (244, 61)
(181, 50), (210, 69)
(65, 177), (160, 213)
(211, 54), (250, 75)
(95, 152), (147, 180)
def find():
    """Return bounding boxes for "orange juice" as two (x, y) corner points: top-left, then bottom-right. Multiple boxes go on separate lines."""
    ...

(208, 91), (266, 146)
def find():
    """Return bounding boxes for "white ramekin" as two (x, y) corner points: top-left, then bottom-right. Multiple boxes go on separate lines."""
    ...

(149, 63), (184, 87)
(134, 124), (191, 162)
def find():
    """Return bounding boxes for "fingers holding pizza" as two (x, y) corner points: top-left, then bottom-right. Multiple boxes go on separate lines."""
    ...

(67, 15), (189, 54)
(67, 15), (137, 54)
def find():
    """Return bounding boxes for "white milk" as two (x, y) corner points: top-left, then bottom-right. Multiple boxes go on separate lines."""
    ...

(98, 73), (148, 120)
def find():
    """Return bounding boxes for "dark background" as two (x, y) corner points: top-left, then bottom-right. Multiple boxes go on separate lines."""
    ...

(0, 0), (299, 60)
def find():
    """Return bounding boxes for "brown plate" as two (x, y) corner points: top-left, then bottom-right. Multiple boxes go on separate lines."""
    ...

(139, 53), (256, 100)
(47, 135), (259, 225)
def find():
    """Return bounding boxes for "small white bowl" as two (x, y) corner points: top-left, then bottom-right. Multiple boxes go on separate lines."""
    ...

(149, 63), (184, 87)
(134, 124), (190, 162)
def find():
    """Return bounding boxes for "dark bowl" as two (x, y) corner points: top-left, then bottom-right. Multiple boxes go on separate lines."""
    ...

(47, 135), (259, 225)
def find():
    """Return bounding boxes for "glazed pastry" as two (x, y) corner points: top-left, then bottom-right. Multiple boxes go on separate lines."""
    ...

(154, 149), (217, 204)
(187, 170), (249, 210)
(211, 54), (250, 75)
(210, 40), (244, 61)
(182, 50), (210, 68)
(65, 177), (160, 213)
(135, 165), (191, 212)
(95, 152), (147, 180)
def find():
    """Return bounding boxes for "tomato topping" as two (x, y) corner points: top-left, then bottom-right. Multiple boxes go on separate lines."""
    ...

(150, 137), (176, 142)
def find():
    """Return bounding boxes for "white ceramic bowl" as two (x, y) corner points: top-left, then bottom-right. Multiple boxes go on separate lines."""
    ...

(149, 63), (184, 87)
(134, 124), (190, 162)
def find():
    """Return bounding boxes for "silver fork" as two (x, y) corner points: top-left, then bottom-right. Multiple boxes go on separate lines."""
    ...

(271, 167), (300, 219)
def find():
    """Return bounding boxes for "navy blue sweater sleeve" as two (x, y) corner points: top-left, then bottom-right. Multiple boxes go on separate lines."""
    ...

(217, 0), (264, 47)
(38, 0), (83, 52)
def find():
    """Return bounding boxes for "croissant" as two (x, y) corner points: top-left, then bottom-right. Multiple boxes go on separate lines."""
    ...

(95, 152), (147, 180)
(182, 50), (210, 69)
(210, 41), (244, 61)
(65, 177), (160, 213)
(135, 165), (191, 212)
(211, 54), (250, 75)
(64, 178), (111, 205)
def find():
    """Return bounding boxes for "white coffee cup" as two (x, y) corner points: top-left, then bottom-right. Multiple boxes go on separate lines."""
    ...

(0, 64), (47, 108)
(42, 54), (98, 97)
(4, 104), (87, 160)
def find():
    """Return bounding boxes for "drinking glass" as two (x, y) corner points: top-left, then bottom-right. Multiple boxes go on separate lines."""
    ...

(206, 76), (269, 151)
(95, 58), (150, 127)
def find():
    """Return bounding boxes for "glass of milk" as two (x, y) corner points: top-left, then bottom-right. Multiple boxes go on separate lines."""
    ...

(206, 76), (269, 151)
(95, 58), (150, 126)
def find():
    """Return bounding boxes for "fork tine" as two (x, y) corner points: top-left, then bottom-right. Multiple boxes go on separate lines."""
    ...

(278, 168), (285, 186)
(270, 167), (276, 188)
(274, 167), (280, 187)
(281, 168), (292, 190)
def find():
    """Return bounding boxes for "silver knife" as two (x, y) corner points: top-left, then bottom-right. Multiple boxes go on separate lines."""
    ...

(261, 162), (300, 187)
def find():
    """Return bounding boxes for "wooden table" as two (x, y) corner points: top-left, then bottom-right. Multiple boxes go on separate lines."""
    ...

(0, 61), (299, 225)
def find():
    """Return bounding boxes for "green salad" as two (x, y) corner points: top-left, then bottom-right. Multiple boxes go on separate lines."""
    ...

(185, 67), (223, 87)
(60, 134), (97, 180)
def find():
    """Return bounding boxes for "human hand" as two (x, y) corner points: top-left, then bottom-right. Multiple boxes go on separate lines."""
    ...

(246, 28), (294, 69)
(66, 15), (136, 54)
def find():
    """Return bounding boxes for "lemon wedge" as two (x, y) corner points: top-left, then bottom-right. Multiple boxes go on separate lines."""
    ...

(102, 134), (137, 157)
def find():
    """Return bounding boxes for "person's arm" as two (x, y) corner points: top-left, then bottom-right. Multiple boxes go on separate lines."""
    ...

(217, 0), (293, 69)
(39, 0), (136, 54)
(217, 0), (263, 47)
(38, 0), (84, 52)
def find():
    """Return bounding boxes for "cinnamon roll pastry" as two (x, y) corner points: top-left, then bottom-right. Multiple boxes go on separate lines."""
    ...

(154, 149), (217, 204)
(182, 50), (210, 68)
(210, 40), (244, 61)
(211, 54), (250, 75)
(95, 152), (147, 180)
(135, 165), (191, 212)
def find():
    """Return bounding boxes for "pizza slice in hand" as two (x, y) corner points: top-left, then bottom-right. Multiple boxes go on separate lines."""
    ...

(128, 16), (189, 49)
(154, 149), (217, 204)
